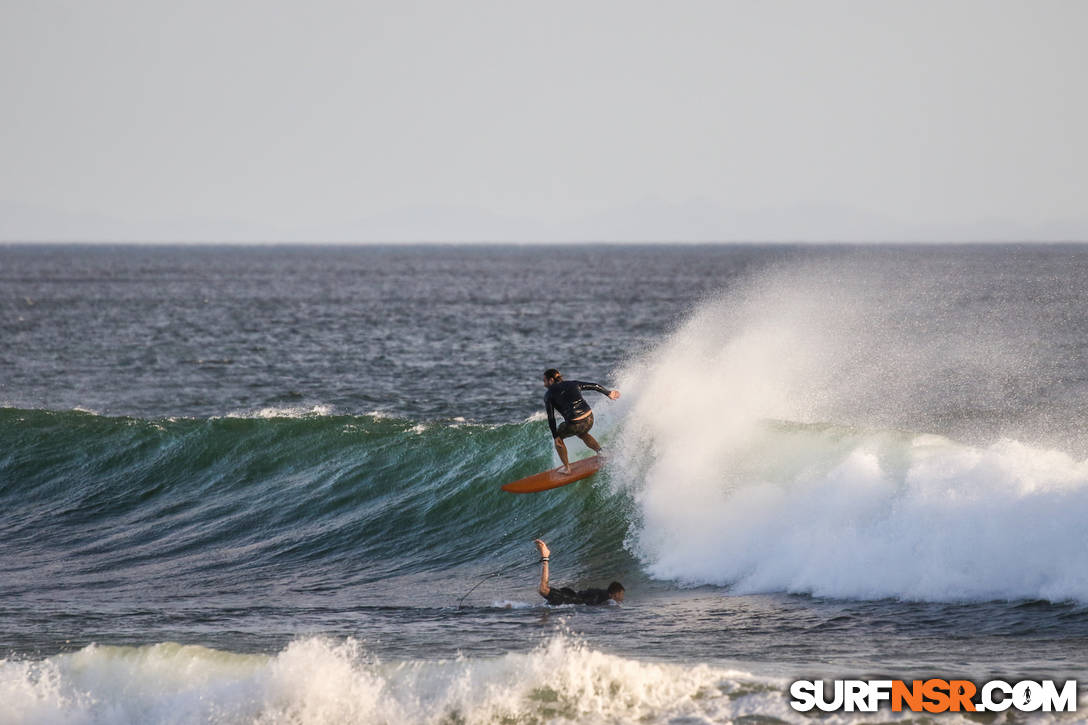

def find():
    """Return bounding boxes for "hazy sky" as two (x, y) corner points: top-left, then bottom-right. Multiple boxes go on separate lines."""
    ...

(1, 0), (1085, 242)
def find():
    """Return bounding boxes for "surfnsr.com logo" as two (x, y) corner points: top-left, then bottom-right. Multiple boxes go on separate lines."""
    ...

(790, 679), (1078, 714)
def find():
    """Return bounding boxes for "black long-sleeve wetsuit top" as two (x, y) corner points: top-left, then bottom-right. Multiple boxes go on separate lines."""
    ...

(544, 380), (610, 437)
(543, 586), (612, 606)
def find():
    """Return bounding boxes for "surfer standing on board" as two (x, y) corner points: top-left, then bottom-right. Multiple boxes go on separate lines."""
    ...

(542, 369), (620, 475)
(534, 539), (624, 605)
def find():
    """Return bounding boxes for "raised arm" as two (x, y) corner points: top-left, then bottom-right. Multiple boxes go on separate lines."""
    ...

(534, 539), (551, 596)
(578, 381), (621, 400)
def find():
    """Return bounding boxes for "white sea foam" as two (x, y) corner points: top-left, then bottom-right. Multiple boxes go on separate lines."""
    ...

(223, 405), (334, 420)
(620, 421), (1088, 601)
(72, 406), (102, 416)
(0, 636), (799, 725)
(613, 268), (1088, 603)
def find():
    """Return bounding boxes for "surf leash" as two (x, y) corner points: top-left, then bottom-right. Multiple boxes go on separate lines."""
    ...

(456, 558), (538, 609)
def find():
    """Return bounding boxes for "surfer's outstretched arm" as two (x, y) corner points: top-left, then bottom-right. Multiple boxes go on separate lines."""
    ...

(534, 539), (551, 596)
(577, 382), (621, 401)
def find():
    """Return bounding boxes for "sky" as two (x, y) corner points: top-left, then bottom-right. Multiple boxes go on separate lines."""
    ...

(1, 0), (1085, 243)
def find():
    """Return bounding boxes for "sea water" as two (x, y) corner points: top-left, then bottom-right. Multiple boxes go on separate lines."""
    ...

(1, 243), (1087, 723)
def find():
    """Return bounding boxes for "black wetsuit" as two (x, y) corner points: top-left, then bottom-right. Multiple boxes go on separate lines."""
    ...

(543, 586), (613, 606)
(544, 380), (610, 438)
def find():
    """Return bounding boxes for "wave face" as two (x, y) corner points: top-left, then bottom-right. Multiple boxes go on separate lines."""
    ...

(0, 408), (631, 608)
(613, 260), (1088, 603)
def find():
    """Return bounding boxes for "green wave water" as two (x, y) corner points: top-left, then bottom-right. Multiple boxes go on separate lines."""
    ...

(0, 407), (633, 603)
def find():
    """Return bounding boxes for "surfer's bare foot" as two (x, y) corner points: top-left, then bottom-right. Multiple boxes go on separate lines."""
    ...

(555, 465), (571, 475)
(533, 539), (550, 558)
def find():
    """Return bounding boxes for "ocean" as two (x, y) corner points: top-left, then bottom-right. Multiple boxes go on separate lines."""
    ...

(1, 243), (1087, 723)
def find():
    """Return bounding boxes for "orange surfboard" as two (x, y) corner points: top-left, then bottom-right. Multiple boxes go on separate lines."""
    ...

(501, 456), (601, 494)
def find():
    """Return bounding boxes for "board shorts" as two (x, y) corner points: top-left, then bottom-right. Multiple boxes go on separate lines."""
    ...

(555, 412), (593, 439)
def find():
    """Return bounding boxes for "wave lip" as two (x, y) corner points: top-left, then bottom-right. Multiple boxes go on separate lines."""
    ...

(222, 404), (336, 419)
(0, 635), (789, 724)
